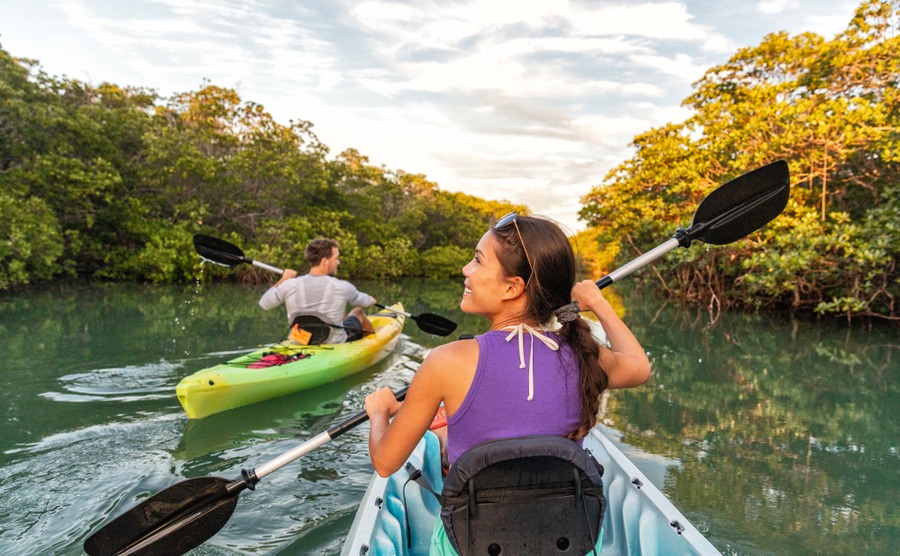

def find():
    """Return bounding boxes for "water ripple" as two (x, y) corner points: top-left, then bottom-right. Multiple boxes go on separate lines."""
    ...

(40, 360), (185, 404)
(4, 413), (182, 456)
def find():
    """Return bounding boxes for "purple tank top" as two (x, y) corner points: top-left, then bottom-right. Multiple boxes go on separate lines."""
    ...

(446, 329), (583, 464)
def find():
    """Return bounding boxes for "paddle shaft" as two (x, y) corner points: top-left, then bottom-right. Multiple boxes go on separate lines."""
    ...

(595, 161), (789, 290)
(375, 303), (413, 319)
(253, 386), (408, 479)
(252, 260), (283, 274)
(595, 237), (681, 290)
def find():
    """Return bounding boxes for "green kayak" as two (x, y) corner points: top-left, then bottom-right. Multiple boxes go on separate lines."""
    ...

(176, 304), (405, 419)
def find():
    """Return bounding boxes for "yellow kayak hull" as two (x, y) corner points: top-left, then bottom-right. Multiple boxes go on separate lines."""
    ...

(176, 304), (405, 419)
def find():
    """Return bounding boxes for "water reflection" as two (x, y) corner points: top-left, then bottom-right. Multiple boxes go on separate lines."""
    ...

(600, 295), (899, 555)
(0, 279), (896, 555)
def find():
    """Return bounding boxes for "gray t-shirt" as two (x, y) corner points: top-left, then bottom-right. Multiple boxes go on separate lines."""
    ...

(258, 274), (375, 343)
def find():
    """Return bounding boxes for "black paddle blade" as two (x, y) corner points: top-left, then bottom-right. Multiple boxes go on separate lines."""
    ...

(84, 477), (241, 556)
(193, 234), (248, 267)
(376, 304), (458, 337)
(413, 313), (457, 336)
(687, 160), (790, 245)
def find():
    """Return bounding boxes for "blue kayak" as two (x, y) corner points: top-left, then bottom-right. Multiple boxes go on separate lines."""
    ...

(342, 427), (720, 555)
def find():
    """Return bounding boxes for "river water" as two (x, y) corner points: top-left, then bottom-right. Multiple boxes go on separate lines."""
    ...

(0, 279), (896, 555)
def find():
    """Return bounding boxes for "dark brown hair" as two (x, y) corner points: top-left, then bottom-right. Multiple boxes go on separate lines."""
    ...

(305, 238), (338, 267)
(490, 215), (609, 440)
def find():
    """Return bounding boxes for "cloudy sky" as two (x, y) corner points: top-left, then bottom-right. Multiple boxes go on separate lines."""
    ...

(1, 0), (860, 232)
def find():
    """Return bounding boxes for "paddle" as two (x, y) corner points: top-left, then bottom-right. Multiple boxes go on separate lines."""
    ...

(372, 303), (457, 337)
(594, 160), (790, 289)
(193, 234), (283, 274)
(192, 234), (457, 336)
(83, 387), (409, 556)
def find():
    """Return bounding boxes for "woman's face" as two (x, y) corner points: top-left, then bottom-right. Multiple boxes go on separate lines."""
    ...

(460, 231), (512, 317)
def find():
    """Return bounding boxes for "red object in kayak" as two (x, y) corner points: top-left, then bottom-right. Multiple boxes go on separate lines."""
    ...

(430, 406), (448, 430)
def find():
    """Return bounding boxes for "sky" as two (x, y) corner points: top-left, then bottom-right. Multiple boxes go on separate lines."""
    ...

(0, 0), (861, 233)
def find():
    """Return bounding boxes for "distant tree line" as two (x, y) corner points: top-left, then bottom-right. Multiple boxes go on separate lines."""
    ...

(0, 51), (521, 289)
(579, 0), (898, 321)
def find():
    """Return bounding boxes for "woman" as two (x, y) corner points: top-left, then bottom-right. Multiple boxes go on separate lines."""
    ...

(365, 213), (651, 549)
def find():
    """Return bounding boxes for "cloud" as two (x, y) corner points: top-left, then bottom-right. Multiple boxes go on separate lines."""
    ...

(57, 0), (341, 93)
(340, 0), (723, 97)
(756, 0), (799, 15)
(629, 52), (708, 81)
(23, 0), (851, 234)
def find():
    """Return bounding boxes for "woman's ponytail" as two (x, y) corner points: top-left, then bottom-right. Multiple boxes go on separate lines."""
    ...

(558, 316), (608, 440)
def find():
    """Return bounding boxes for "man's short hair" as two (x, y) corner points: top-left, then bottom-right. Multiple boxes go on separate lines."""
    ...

(305, 238), (339, 267)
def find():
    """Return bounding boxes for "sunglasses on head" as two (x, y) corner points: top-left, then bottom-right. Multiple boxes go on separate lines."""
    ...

(493, 211), (537, 288)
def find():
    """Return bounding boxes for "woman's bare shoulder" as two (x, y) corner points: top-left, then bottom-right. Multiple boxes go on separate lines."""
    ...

(427, 337), (479, 362)
(418, 336), (480, 378)
(418, 337), (481, 412)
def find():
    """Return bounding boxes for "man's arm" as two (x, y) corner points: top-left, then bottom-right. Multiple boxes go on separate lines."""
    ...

(259, 269), (297, 310)
(344, 281), (375, 308)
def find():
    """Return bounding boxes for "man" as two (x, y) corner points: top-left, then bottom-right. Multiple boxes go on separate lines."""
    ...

(259, 238), (376, 343)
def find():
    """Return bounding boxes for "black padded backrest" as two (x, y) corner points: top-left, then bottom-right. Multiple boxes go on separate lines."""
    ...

(440, 435), (606, 556)
(289, 314), (332, 345)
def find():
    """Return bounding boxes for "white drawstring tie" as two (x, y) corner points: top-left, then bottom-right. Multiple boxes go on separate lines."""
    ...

(503, 324), (559, 401)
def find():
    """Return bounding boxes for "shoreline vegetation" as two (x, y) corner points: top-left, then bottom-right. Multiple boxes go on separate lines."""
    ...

(1, 0), (896, 322)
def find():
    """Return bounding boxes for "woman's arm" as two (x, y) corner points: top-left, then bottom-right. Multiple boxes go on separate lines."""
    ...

(366, 337), (478, 476)
(365, 344), (455, 476)
(571, 280), (651, 388)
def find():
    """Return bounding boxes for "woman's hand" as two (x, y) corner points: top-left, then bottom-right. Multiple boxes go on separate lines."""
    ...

(571, 279), (610, 313)
(570, 279), (651, 388)
(365, 387), (403, 420)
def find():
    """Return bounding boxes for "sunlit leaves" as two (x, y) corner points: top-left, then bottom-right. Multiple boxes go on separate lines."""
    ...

(579, 0), (899, 320)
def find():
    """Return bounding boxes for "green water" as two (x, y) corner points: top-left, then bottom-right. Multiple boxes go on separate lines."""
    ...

(0, 279), (896, 555)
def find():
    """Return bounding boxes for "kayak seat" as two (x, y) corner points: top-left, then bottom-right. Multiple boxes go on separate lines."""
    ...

(440, 435), (606, 556)
(289, 314), (333, 345)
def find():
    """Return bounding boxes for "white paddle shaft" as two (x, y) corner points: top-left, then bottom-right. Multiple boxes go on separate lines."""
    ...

(254, 431), (332, 479)
(605, 237), (681, 284)
(252, 260), (284, 274)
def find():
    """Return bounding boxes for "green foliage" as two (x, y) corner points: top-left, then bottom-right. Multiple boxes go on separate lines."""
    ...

(130, 225), (198, 283)
(419, 245), (471, 279)
(0, 192), (63, 288)
(0, 47), (519, 289)
(357, 237), (419, 279)
(580, 0), (899, 320)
